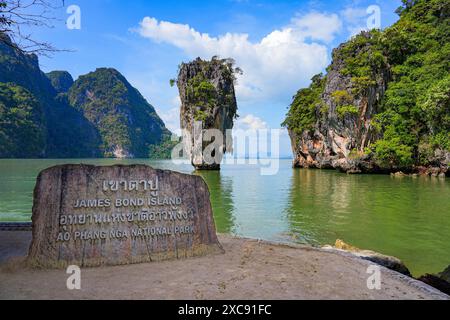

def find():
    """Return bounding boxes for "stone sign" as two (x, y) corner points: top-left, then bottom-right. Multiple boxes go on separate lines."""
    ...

(27, 164), (223, 268)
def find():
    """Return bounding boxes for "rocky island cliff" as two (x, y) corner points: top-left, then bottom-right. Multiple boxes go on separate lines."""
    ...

(283, 0), (449, 176)
(68, 68), (170, 158)
(0, 33), (171, 159)
(176, 57), (240, 170)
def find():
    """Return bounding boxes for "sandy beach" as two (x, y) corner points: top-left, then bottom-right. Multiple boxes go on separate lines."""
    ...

(0, 231), (447, 300)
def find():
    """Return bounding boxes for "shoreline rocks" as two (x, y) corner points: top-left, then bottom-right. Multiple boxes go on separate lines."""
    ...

(323, 239), (412, 277)
(417, 274), (450, 295)
(417, 265), (450, 296)
(323, 240), (450, 296)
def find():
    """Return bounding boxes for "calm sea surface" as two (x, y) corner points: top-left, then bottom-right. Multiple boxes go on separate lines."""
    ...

(0, 159), (449, 276)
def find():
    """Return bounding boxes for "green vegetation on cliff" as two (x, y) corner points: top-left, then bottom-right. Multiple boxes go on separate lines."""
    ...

(0, 83), (46, 158)
(373, 0), (449, 167)
(148, 135), (180, 160)
(187, 73), (219, 121)
(176, 57), (240, 124)
(46, 71), (74, 94)
(283, 0), (449, 168)
(282, 73), (326, 134)
(68, 68), (170, 158)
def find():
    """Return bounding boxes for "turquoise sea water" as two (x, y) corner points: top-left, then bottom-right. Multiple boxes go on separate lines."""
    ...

(0, 159), (449, 276)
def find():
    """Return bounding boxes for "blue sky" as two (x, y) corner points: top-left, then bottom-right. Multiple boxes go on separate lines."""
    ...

(31, 0), (402, 157)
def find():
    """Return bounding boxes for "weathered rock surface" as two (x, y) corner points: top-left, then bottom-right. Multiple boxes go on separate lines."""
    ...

(323, 239), (412, 277)
(417, 274), (450, 295)
(416, 265), (450, 295)
(288, 32), (389, 174)
(28, 164), (223, 268)
(440, 265), (450, 283)
(177, 57), (239, 170)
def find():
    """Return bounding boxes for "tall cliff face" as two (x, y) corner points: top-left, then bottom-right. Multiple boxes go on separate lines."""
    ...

(287, 32), (390, 173)
(0, 34), (55, 101)
(177, 57), (239, 170)
(68, 68), (170, 158)
(0, 34), (100, 158)
(284, 0), (449, 175)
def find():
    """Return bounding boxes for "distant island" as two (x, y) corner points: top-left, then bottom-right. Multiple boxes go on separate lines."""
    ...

(0, 33), (173, 159)
(283, 0), (449, 176)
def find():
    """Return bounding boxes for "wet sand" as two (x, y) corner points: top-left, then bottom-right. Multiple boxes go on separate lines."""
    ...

(0, 231), (448, 300)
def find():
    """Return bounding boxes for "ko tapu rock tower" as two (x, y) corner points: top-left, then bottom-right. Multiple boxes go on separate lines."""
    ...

(176, 57), (240, 170)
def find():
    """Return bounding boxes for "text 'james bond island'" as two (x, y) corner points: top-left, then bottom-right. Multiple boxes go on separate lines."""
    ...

(28, 165), (223, 268)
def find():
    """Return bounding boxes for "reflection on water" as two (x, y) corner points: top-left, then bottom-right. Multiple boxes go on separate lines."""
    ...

(0, 159), (449, 276)
(285, 169), (450, 276)
(194, 171), (235, 234)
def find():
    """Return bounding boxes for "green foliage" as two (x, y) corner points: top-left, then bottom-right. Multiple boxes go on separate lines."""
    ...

(194, 109), (208, 122)
(331, 90), (353, 105)
(0, 34), (104, 158)
(180, 57), (240, 125)
(46, 71), (74, 93)
(186, 73), (219, 122)
(148, 135), (180, 159)
(348, 148), (364, 160)
(337, 30), (387, 82)
(331, 90), (359, 119)
(396, 1), (419, 16)
(187, 73), (218, 109)
(430, 132), (450, 151)
(183, 59), (240, 124)
(419, 75), (450, 135)
(282, 73), (326, 134)
(46, 93), (102, 158)
(373, 138), (414, 168)
(351, 76), (376, 94)
(336, 105), (359, 119)
(371, 0), (450, 165)
(0, 83), (46, 158)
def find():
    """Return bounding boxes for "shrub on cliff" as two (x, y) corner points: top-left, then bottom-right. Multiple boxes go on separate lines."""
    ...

(282, 73), (326, 135)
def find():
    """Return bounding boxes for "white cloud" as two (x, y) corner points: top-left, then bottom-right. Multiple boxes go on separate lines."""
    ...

(137, 13), (341, 104)
(291, 12), (343, 43)
(341, 7), (368, 24)
(156, 107), (180, 133)
(340, 6), (373, 37)
(171, 95), (181, 108)
(232, 114), (293, 158)
(235, 114), (268, 131)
